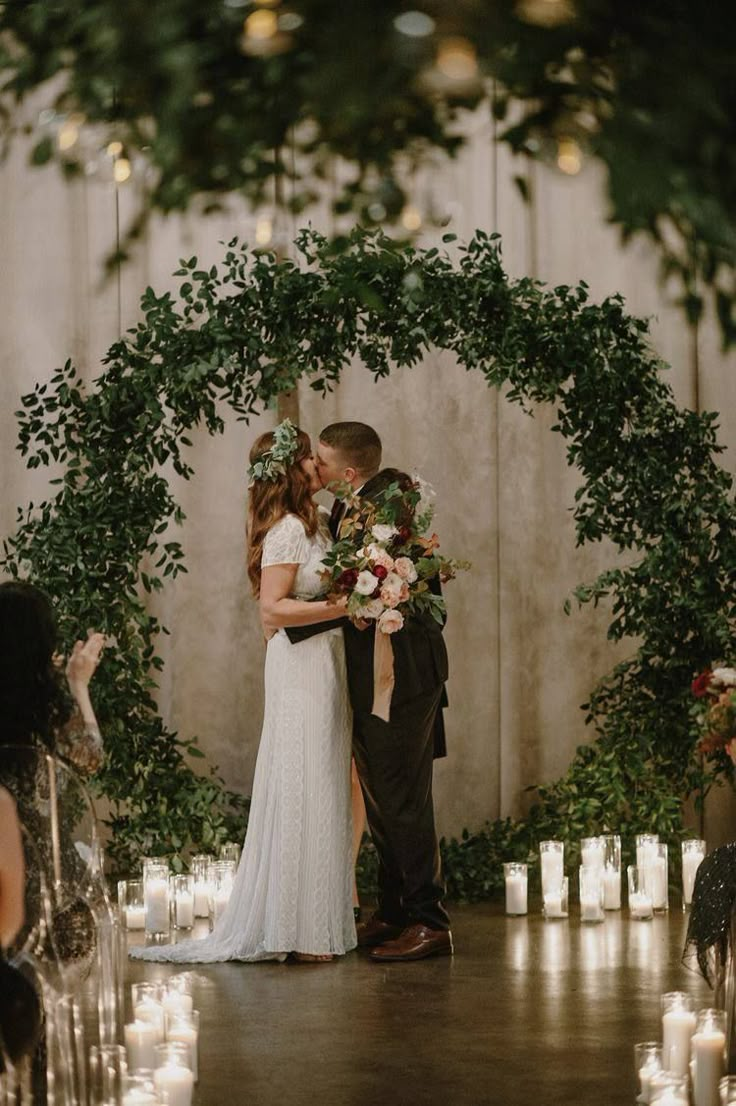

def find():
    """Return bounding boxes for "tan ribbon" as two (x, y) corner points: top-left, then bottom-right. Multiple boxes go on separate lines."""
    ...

(371, 628), (395, 722)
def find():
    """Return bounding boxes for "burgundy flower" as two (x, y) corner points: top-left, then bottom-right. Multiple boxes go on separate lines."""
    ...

(338, 568), (359, 590)
(397, 526), (412, 545)
(692, 670), (713, 698)
(373, 564), (389, 581)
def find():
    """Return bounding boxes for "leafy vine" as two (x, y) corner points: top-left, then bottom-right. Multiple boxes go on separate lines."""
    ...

(3, 226), (734, 888)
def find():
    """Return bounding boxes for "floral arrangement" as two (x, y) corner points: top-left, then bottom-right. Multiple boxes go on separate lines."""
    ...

(247, 418), (299, 482)
(321, 474), (468, 635)
(691, 666), (736, 754)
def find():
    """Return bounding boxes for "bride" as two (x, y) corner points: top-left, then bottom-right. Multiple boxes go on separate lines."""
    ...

(130, 420), (356, 963)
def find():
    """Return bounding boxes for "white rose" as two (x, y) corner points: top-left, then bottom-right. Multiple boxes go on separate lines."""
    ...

(371, 523), (398, 543)
(393, 556), (418, 583)
(712, 667), (736, 686)
(378, 609), (404, 634)
(360, 598), (385, 620)
(382, 572), (403, 593)
(355, 570), (380, 596)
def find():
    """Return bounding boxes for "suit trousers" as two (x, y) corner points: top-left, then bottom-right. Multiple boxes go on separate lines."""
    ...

(352, 683), (450, 932)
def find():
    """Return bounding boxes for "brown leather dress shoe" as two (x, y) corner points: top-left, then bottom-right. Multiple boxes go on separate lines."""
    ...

(369, 924), (453, 962)
(356, 915), (404, 947)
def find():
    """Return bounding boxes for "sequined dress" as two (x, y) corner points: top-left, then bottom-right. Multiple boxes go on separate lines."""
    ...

(130, 509), (356, 962)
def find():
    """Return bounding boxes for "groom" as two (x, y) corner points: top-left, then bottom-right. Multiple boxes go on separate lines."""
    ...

(313, 421), (452, 961)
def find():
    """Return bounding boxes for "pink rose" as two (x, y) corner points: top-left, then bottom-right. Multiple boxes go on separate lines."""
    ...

(378, 609), (404, 634)
(393, 556), (418, 583)
(380, 585), (401, 608)
(366, 543), (395, 572)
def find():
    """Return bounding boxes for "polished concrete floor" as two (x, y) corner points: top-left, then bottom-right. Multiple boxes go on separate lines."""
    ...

(126, 903), (712, 1106)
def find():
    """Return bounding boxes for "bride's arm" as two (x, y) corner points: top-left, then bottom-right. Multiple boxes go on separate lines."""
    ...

(259, 564), (346, 632)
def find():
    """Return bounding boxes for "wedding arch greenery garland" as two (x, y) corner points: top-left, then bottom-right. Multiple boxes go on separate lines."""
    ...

(3, 226), (735, 893)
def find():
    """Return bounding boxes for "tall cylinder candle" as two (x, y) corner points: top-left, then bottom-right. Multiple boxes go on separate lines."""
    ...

(692, 1009), (726, 1106)
(661, 993), (696, 1077)
(503, 863), (527, 915)
(682, 840), (706, 907)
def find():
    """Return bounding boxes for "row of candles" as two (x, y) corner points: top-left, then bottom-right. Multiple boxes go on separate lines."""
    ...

(503, 835), (706, 920)
(634, 994), (734, 1106)
(89, 977), (200, 1105)
(118, 844), (241, 935)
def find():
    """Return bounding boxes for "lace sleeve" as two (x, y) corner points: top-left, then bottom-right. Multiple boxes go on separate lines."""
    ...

(55, 709), (104, 776)
(262, 515), (310, 568)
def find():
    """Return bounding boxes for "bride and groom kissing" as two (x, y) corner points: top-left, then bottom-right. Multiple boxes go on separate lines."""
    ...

(131, 420), (451, 966)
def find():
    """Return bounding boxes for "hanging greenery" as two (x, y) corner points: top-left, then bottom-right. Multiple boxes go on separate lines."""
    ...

(2, 226), (735, 890)
(1, 2), (734, 342)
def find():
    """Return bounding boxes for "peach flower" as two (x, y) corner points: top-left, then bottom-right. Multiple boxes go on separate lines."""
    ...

(378, 609), (404, 634)
(393, 556), (418, 583)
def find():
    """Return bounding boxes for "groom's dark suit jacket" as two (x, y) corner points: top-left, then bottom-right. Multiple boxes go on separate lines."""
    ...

(285, 468), (448, 756)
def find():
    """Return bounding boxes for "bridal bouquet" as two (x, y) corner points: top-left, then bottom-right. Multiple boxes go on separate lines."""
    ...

(321, 475), (468, 634)
(691, 665), (736, 753)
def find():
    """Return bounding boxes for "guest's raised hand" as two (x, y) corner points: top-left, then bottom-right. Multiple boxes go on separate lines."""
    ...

(65, 630), (105, 692)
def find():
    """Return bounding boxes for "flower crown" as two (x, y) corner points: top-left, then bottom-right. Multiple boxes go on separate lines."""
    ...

(247, 418), (300, 482)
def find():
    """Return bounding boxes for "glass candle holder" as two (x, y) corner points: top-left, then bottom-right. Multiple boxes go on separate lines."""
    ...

(543, 876), (568, 920)
(118, 879), (146, 931)
(636, 833), (660, 868)
(682, 839), (706, 908)
(89, 1043), (128, 1105)
(503, 862), (528, 915)
(634, 1041), (663, 1104)
(162, 981), (194, 1020)
(153, 1043), (194, 1106)
(649, 1072), (689, 1104)
(644, 843), (669, 912)
(122, 1071), (159, 1106)
(125, 1021), (161, 1072)
(190, 854), (211, 917)
(539, 840), (564, 897)
(132, 982), (165, 1040)
(165, 1009), (200, 1081)
(209, 860), (236, 924)
(579, 865), (604, 922)
(580, 835), (605, 869)
(692, 1008), (726, 1106)
(170, 874), (195, 930)
(144, 862), (170, 936)
(603, 834), (622, 910)
(719, 1075), (736, 1104)
(661, 992), (696, 1077)
(219, 841), (242, 866)
(628, 866), (654, 920)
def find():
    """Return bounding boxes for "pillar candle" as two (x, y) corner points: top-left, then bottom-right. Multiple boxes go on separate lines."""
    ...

(603, 865), (621, 910)
(144, 877), (169, 934)
(692, 1028), (726, 1106)
(648, 858), (668, 911)
(639, 1059), (661, 1104)
(662, 1008), (696, 1076)
(540, 851), (564, 894)
(193, 881), (210, 917)
(580, 897), (604, 922)
(629, 892), (653, 920)
(504, 874), (527, 915)
(213, 888), (232, 923)
(163, 990), (194, 1018)
(683, 851), (705, 906)
(581, 841), (605, 869)
(167, 1022), (199, 1081)
(153, 1064), (194, 1106)
(125, 905), (146, 931)
(133, 1000), (165, 1039)
(124, 1021), (160, 1072)
(175, 892), (194, 928)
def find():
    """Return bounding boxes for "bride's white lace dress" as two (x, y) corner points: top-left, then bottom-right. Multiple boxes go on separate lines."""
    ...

(130, 509), (356, 962)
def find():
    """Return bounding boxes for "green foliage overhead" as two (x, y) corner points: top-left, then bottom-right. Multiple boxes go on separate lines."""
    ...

(2, 225), (735, 888)
(1, 2), (735, 341)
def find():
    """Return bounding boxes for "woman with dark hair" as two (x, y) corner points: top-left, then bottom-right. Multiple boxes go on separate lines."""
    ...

(0, 580), (105, 772)
(132, 420), (356, 964)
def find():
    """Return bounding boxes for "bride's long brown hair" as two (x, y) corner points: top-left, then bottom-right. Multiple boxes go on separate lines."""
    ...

(247, 427), (319, 596)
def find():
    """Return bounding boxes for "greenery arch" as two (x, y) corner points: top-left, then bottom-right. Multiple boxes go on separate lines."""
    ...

(3, 226), (735, 893)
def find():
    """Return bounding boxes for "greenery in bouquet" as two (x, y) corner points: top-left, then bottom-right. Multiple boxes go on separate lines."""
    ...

(692, 666), (736, 756)
(320, 476), (468, 634)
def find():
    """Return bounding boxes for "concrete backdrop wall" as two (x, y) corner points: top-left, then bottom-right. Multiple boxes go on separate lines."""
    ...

(2, 104), (736, 844)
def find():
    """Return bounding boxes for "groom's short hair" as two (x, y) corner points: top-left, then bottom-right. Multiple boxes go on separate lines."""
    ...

(320, 422), (382, 477)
